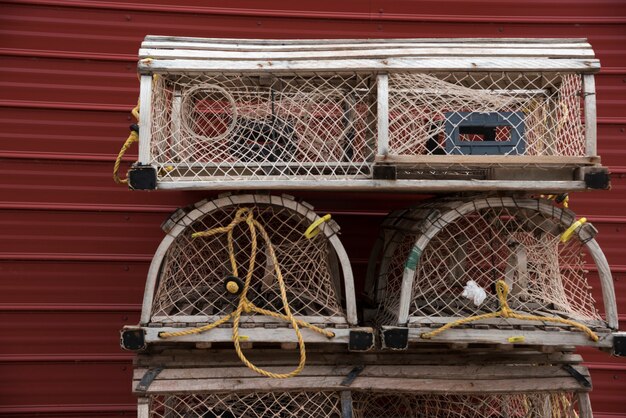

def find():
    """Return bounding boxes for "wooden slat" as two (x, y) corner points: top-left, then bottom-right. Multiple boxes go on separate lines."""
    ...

(143, 326), (354, 344)
(588, 240), (619, 330)
(137, 75), (152, 165)
(578, 392), (594, 418)
(140, 374), (589, 395)
(584, 74), (598, 157)
(404, 327), (613, 348)
(139, 57), (600, 74)
(144, 36), (590, 46)
(375, 155), (599, 165)
(132, 364), (587, 381)
(138, 47), (595, 61)
(156, 179), (587, 192)
(142, 41), (593, 53)
(136, 349), (583, 369)
(376, 74), (389, 157)
(150, 315), (348, 324)
(407, 316), (608, 329)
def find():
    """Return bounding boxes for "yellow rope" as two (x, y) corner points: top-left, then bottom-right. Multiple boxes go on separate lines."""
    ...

(541, 193), (569, 208)
(159, 208), (335, 378)
(113, 100), (140, 185)
(421, 280), (599, 342)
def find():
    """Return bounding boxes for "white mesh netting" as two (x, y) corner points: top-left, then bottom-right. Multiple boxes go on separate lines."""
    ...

(150, 201), (346, 324)
(374, 198), (603, 327)
(150, 73), (377, 182)
(352, 391), (581, 418)
(147, 391), (342, 418)
(388, 72), (585, 157)
(145, 391), (582, 417)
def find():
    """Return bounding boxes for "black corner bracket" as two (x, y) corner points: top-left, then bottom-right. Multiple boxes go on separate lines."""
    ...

(128, 164), (157, 190)
(372, 164), (397, 180)
(348, 329), (375, 352)
(584, 169), (610, 190)
(120, 328), (146, 351)
(613, 333), (626, 356)
(381, 327), (409, 350)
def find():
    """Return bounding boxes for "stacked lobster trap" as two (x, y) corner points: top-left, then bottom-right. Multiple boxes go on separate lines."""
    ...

(122, 193), (374, 356)
(365, 196), (618, 350)
(116, 36), (611, 192)
(133, 349), (595, 418)
(116, 36), (625, 418)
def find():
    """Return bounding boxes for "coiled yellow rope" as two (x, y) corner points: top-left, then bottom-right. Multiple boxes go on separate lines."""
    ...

(158, 208), (335, 378)
(421, 280), (599, 342)
(113, 100), (140, 185)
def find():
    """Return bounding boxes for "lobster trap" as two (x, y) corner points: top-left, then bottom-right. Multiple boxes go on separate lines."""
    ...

(122, 194), (373, 352)
(366, 196), (618, 349)
(122, 36), (608, 192)
(134, 350), (594, 418)
(141, 391), (590, 418)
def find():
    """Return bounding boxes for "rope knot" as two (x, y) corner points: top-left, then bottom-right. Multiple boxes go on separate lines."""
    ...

(495, 280), (513, 317)
(421, 279), (599, 342)
(241, 299), (253, 314)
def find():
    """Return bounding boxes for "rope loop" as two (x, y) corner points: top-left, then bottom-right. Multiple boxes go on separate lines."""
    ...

(159, 207), (335, 378)
(421, 279), (599, 342)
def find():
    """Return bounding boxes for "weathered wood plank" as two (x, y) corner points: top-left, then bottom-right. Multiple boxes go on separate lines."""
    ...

(377, 74), (389, 157)
(142, 40), (592, 52)
(375, 155), (599, 165)
(132, 364), (588, 382)
(404, 327), (613, 348)
(142, 375), (588, 395)
(584, 74), (598, 157)
(407, 316), (608, 328)
(139, 57), (601, 74)
(588, 240), (619, 330)
(578, 392), (594, 418)
(144, 35), (590, 46)
(137, 75), (152, 165)
(150, 315), (348, 324)
(156, 179), (587, 192)
(144, 326), (353, 344)
(135, 349), (583, 369)
(138, 47), (595, 61)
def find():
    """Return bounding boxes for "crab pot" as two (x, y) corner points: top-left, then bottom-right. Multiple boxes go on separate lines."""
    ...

(128, 194), (366, 348)
(135, 358), (594, 418)
(368, 197), (617, 348)
(131, 36), (607, 192)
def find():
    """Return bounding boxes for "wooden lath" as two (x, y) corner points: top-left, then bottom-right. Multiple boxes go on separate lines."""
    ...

(139, 36), (599, 74)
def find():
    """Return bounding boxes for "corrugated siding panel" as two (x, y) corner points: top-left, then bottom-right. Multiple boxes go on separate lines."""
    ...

(1, 0), (625, 416)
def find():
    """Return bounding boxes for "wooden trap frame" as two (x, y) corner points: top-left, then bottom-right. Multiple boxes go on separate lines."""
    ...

(133, 348), (594, 417)
(365, 196), (617, 350)
(122, 36), (608, 192)
(121, 194), (374, 353)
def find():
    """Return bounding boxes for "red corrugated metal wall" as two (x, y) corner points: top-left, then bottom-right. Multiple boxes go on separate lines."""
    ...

(1, 1), (625, 416)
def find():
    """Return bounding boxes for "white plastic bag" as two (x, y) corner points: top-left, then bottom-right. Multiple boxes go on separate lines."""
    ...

(462, 280), (487, 306)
